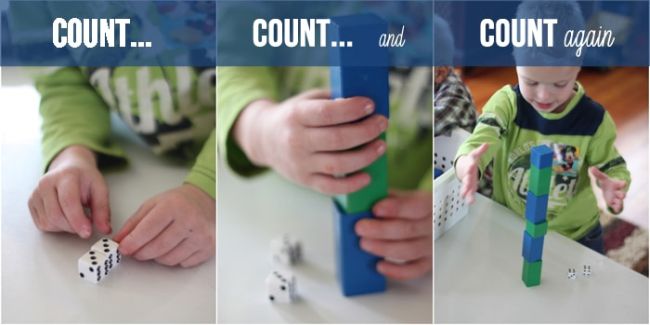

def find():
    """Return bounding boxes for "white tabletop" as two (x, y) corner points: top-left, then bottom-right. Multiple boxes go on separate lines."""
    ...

(435, 194), (649, 324)
(1, 85), (216, 323)
(217, 162), (433, 323)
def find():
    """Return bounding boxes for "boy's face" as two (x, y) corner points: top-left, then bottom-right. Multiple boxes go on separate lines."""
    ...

(516, 66), (580, 114)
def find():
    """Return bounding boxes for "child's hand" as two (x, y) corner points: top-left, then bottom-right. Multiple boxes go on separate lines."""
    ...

(28, 145), (111, 238)
(588, 167), (627, 214)
(113, 184), (215, 268)
(355, 190), (432, 280)
(233, 89), (388, 195)
(455, 143), (489, 204)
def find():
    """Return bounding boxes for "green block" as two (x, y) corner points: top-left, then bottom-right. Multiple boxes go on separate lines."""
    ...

(335, 134), (388, 214)
(526, 220), (548, 238)
(522, 259), (542, 287)
(528, 166), (552, 196)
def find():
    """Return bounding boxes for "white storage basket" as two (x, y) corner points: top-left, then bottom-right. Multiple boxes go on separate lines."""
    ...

(434, 129), (471, 240)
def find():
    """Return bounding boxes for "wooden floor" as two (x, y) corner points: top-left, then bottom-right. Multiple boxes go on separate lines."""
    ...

(461, 67), (649, 229)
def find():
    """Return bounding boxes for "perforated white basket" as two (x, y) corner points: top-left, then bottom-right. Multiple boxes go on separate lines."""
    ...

(434, 129), (471, 240)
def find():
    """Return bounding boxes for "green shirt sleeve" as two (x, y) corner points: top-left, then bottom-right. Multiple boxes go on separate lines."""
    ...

(185, 129), (216, 199)
(35, 67), (126, 172)
(217, 67), (279, 177)
(455, 86), (515, 175)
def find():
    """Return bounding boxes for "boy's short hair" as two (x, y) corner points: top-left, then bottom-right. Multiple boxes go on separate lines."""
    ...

(513, 0), (585, 66)
(434, 14), (455, 66)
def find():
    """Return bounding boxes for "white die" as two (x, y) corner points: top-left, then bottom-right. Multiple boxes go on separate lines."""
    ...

(91, 238), (121, 269)
(568, 268), (576, 280)
(583, 265), (592, 277)
(271, 235), (301, 265)
(78, 250), (109, 284)
(266, 270), (296, 303)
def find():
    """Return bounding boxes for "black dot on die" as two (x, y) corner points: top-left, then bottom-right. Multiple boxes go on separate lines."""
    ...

(92, 261), (97, 265)
(89, 251), (95, 255)
(103, 243), (109, 248)
(90, 256), (96, 260)
(89, 267), (94, 272)
(103, 239), (108, 242)
(280, 285), (286, 291)
(104, 249), (110, 253)
(79, 273), (85, 278)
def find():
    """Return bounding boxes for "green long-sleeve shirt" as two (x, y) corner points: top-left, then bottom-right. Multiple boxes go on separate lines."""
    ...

(35, 66), (216, 198)
(456, 83), (631, 240)
(217, 67), (432, 191)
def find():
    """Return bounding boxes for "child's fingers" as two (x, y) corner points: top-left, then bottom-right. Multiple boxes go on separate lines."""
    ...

(588, 167), (608, 183)
(460, 173), (477, 204)
(312, 139), (385, 176)
(90, 180), (111, 234)
(113, 201), (155, 244)
(306, 115), (387, 152)
(57, 178), (92, 238)
(118, 207), (173, 256)
(372, 192), (432, 219)
(355, 218), (431, 240)
(132, 222), (186, 261)
(615, 191), (626, 199)
(360, 237), (431, 262)
(308, 172), (371, 195)
(291, 88), (331, 101)
(296, 96), (374, 127)
(180, 249), (212, 268)
(154, 239), (198, 266)
(377, 256), (431, 280)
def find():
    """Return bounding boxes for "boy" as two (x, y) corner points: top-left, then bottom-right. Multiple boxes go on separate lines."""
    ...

(454, 1), (630, 254)
(219, 67), (433, 280)
(29, 65), (216, 267)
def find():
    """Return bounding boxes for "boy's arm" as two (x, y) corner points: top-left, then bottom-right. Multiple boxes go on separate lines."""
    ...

(36, 67), (126, 172)
(185, 130), (216, 199)
(217, 67), (280, 176)
(454, 86), (515, 175)
(586, 113), (631, 186)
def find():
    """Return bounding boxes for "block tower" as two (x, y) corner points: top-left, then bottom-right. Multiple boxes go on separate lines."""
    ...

(522, 145), (553, 287)
(328, 14), (389, 296)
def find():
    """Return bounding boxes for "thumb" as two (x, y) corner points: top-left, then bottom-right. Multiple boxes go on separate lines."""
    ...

(588, 167), (609, 184)
(469, 143), (489, 160)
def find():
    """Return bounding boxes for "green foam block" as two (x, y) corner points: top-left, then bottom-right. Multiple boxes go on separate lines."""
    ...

(528, 165), (552, 196)
(526, 220), (548, 238)
(522, 259), (542, 287)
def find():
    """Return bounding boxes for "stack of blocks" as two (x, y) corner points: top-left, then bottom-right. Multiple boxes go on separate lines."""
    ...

(522, 145), (553, 287)
(328, 14), (388, 296)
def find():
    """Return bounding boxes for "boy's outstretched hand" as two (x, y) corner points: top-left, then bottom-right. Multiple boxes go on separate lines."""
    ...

(588, 167), (627, 214)
(28, 145), (111, 238)
(455, 143), (489, 204)
(355, 190), (432, 280)
(233, 89), (388, 195)
(113, 184), (215, 268)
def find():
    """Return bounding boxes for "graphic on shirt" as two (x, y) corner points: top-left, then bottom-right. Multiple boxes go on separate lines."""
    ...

(508, 141), (582, 220)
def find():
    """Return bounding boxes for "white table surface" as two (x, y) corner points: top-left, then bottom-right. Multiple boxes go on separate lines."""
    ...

(1, 85), (216, 323)
(435, 194), (649, 324)
(217, 161), (433, 323)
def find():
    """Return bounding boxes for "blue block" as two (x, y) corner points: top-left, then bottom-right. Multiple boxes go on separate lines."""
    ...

(434, 168), (444, 179)
(522, 231), (545, 262)
(530, 145), (553, 169)
(333, 202), (386, 296)
(329, 14), (389, 118)
(525, 191), (549, 224)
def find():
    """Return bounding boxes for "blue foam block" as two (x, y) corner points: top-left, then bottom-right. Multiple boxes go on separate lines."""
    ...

(522, 230), (545, 262)
(530, 145), (553, 169)
(333, 202), (386, 296)
(525, 191), (549, 224)
(329, 14), (389, 118)
(434, 168), (444, 179)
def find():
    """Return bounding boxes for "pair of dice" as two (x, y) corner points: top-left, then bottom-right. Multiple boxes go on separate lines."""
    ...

(266, 235), (301, 303)
(78, 238), (121, 284)
(568, 265), (591, 279)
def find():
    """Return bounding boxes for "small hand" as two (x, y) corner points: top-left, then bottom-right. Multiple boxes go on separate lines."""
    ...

(588, 167), (627, 214)
(28, 145), (111, 238)
(233, 89), (388, 195)
(455, 143), (489, 204)
(355, 190), (432, 280)
(113, 184), (215, 268)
